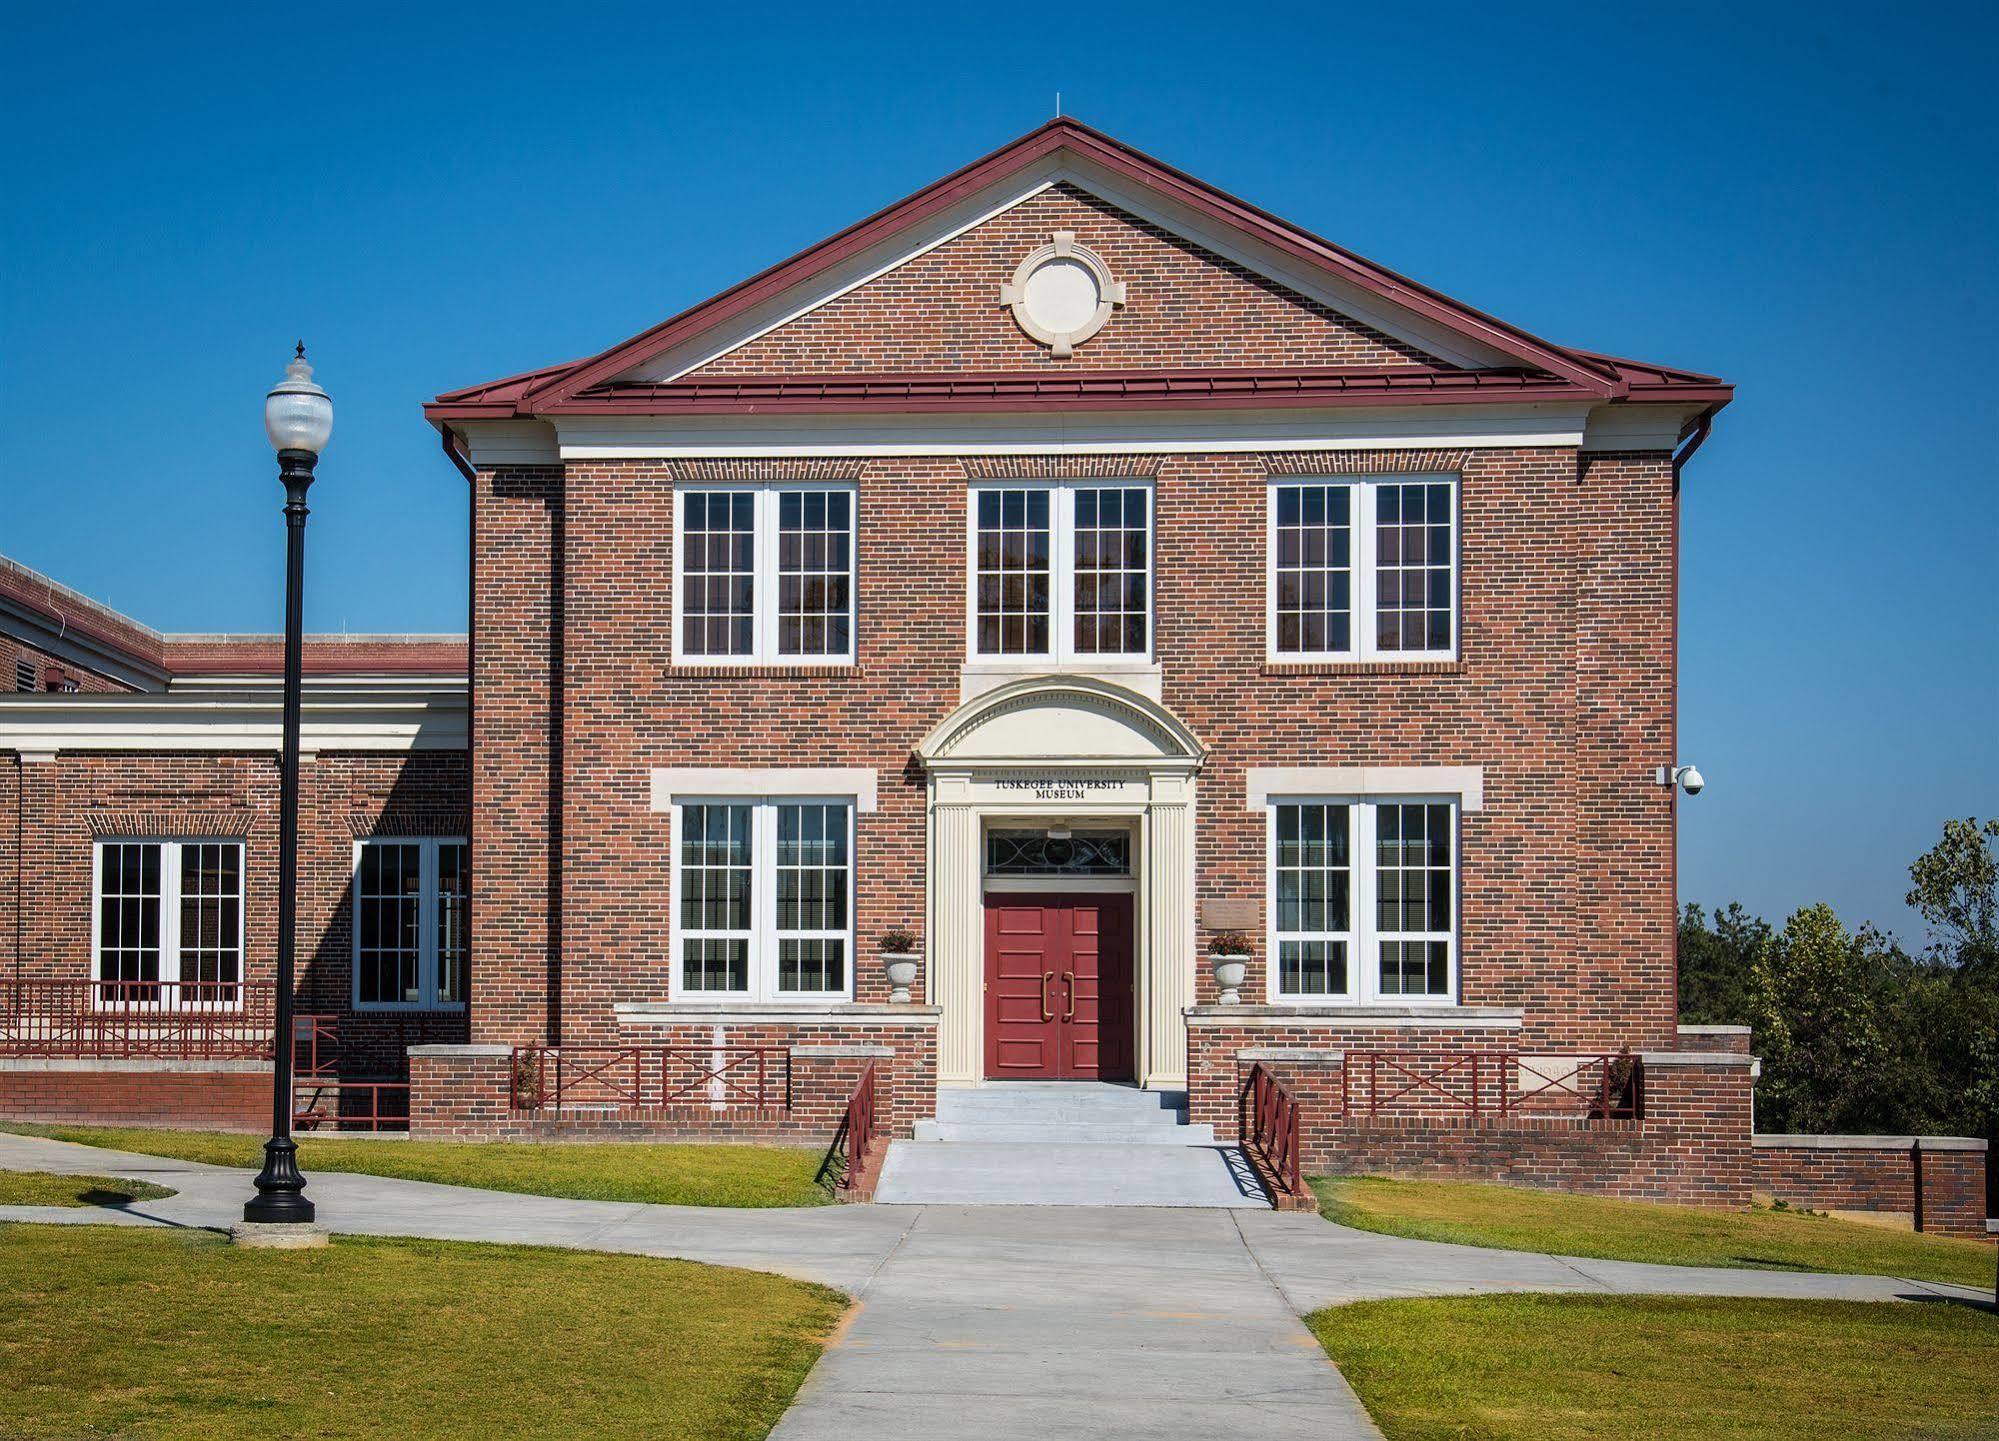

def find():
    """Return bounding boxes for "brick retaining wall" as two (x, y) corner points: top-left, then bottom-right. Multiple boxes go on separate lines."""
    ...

(0, 1058), (271, 1131)
(1754, 1134), (1989, 1240)
(408, 1012), (937, 1147)
(1189, 1009), (1757, 1207)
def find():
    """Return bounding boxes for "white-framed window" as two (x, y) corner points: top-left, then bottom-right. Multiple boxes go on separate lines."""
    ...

(670, 798), (853, 1002)
(1268, 476), (1458, 661)
(352, 838), (467, 1010)
(672, 483), (855, 665)
(968, 480), (1153, 662)
(92, 839), (244, 1005)
(1267, 797), (1458, 1004)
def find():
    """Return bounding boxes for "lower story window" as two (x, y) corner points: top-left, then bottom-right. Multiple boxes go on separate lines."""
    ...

(354, 838), (467, 1009)
(674, 798), (852, 1001)
(1269, 798), (1456, 1003)
(94, 839), (243, 1002)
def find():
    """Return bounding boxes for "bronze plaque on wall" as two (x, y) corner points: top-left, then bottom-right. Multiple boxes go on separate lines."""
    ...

(1201, 898), (1260, 932)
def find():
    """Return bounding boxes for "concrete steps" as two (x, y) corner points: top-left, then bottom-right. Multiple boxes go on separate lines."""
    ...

(876, 1082), (1268, 1208)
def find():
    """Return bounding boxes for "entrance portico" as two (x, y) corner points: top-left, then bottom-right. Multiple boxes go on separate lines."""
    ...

(916, 677), (1205, 1089)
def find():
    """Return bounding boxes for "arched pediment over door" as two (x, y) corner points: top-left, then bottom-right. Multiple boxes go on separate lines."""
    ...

(916, 676), (1206, 773)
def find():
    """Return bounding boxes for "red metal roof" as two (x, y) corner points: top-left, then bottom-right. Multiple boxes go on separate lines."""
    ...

(426, 120), (1733, 431)
(0, 553), (464, 688)
(546, 360), (1731, 417)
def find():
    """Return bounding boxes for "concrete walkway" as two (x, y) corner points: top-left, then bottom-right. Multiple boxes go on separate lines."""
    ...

(2, 1131), (1987, 1440)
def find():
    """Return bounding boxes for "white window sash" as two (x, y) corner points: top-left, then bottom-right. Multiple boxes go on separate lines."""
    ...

(1266, 477), (1459, 664)
(966, 479), (1154, 665)
(669, 797), (855, 1004)
(671, 483), (856, 667)
(351, 836), (468, 1012)
(90, 839), (245, 1011)
(1266, 797), (1459, 1006)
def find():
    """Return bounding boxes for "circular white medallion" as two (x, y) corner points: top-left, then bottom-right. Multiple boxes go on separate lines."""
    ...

(1021, 258), (1103, 337)
(1000, 231), (1127, 357)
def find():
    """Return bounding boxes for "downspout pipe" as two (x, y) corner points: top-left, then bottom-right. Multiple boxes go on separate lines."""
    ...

(439, 425), (476, 483)
(1671, 410), (1714, 493)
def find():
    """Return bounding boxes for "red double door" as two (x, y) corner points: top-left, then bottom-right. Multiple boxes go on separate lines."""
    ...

(983, 893), (1135, 1081)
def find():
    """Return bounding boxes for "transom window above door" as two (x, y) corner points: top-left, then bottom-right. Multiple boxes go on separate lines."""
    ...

(969, 482), (1152, 662)
(674, 484), (855, 665)
(1269, 477), (1458, 661)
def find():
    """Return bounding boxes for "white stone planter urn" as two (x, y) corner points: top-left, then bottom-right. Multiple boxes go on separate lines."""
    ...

(882, 952), (922, 1004)
(1209, 953), (1249, 1005)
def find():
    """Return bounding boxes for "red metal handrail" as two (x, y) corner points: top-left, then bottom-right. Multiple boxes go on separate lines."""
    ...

(0, 979), (276, 1059)
(1246, 1062), (1303, 1199)
(838, 1059), (878, 1195)
(290, 1014), (409, 1132)
(509, 1044), (790, 1114)
(1343, 1050), (1641, 1121)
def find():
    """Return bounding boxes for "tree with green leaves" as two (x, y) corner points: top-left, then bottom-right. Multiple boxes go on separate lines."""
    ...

(1906, 817), (1998, 977)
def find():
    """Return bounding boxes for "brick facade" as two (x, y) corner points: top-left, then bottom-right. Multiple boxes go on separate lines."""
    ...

(0, 747), (470, 1081)
(473, 442), (1678, 1057)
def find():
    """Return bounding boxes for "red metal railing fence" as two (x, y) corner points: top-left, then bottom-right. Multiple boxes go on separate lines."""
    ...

(0, 979), (275, 1060)
(1245, 1062), (1303, 1199)
(1342, 1050), (1642, 1121)
(838, 1059), (878, 1195)
(509, 1044), (790, 1114)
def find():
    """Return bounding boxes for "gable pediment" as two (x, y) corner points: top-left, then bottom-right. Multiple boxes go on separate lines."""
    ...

(659, 182), (1447, 381)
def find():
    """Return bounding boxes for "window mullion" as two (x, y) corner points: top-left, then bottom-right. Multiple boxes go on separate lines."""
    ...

(1356, 483), (1376, 663)
(755, 486), (776, 663)
(1355, 804), (1374, 1004)
(1053, 484), (1074, 665)
(419, 839), (438, 1008)
(161, 842), (182, 991)
(755, 802), (775, 1002)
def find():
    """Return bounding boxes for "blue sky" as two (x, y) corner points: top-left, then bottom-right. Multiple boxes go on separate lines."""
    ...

(3, 4), (1993, 942)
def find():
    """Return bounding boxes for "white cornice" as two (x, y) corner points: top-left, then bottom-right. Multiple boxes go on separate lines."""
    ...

(0, 688), (466, 754)
(554, 403), (1592, 460)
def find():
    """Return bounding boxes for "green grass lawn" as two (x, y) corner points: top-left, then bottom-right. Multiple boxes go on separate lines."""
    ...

(0, 1223), (844, 1441)
(1311, 1293), (1999, 1441)
(1313, 1176), (1997, 1291)
(0, 1169), (175, 1207)
(2, 1123), (833, 1207)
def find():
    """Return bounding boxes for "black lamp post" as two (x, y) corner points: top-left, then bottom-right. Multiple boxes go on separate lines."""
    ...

(244, 344), (332, 1226)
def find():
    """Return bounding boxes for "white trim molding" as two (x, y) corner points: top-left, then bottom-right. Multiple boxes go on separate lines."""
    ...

(1184, 1004), (1523, 1029)
(553, 403), (1593, 461)
(0, 688), (466, 754)
(648, 766), (879, 813)
(616, 1002), (941, 1027)
(1245, 765), (1483, 811)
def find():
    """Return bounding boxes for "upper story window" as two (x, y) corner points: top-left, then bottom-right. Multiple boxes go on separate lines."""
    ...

(674, 485), (855, 665)
(1267, 797), (1457, 1004)
(353, 838), (467, 1010)
(672, 798), (853, 1002)
(970, 481), (1152, 662)
(1269, 477), (1457, 662)
(94, 840), (243, 1005)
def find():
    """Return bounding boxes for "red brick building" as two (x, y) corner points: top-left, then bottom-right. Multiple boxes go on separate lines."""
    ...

(4, 121), (1983, 1222)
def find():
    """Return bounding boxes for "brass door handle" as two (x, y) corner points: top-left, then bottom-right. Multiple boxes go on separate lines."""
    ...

(1040, 971), (1055, 1023)
(1062, 971), (1076, 1022)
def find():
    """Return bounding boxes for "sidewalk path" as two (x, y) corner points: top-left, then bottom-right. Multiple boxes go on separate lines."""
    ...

(3, 1131), (1986, 1441)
